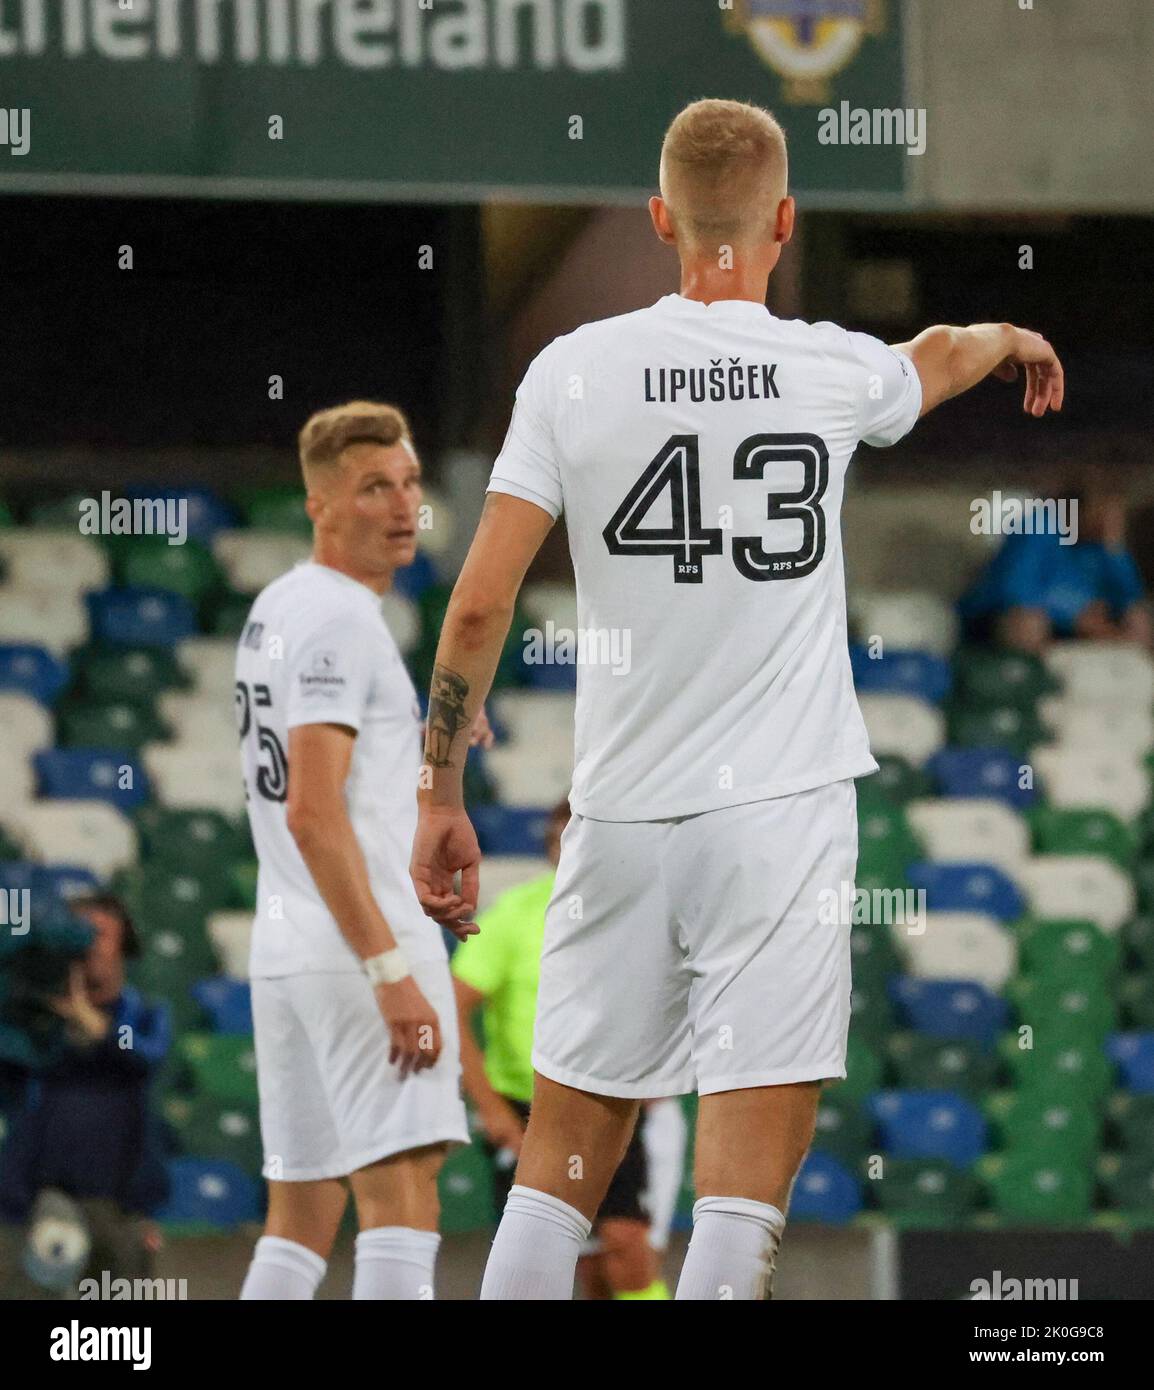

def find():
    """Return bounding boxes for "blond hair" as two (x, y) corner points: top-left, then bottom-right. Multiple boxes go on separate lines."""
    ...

(659, 99), (788, 249)
(298, 400), (412, 482)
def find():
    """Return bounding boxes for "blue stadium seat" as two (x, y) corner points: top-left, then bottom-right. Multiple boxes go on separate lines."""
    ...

(906, 861), (1026, 921)
(850, 647), (952, 704)
(789, 1151), (863, 1224)
(156, 1157), (261, 1227)
(123, 484), (235, 544)
(472, 804), (552, 856)
(890, 978), (1007, 1047)
(523, 660), (578, 691)
(928, 746), (1036, 809)
(33, 864), (101, 901)
(86, 588), (197, 648)
(34, 748), (151, 811)
(869, 1090), (987, 1164)
(1106, 1033), (1154, 1094)
(192, 978), (253, 1035)
(0, 644), (70, 706)
(393, 550), (438, 601)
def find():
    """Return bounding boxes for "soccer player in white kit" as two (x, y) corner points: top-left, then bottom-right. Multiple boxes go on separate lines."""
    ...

(236, 402), (486, 1301)
(410, 100), (1065, 1300)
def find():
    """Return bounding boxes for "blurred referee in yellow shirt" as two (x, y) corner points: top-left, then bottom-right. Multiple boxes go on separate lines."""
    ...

(451, 800), (669, 1300)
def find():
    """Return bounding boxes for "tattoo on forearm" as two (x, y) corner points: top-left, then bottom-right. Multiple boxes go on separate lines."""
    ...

(426, 665), (471, 768)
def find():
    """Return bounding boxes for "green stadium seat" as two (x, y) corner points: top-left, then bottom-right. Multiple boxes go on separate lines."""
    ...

(234, 485), (311, 534)
(1124, 914), (1154, 968)
(849, 978), (897, 1046)
(983, 1154), (1093, 1225)
(167, 1094), (264, 1178)
(986, 1090), (1101, 1160)
(120, 863), (233, 937)
(438, 1140), (496, 1235)
(1097, 1154), (1154, 1224)
(813, 1093), (875, 1167)
(1007, 976), (1116, 1041)
(887, 1034), (998, 1096)
(229, 860), (258, 910)
(129, 937), (213, 1029)
(1135, 860), (1154, 913)
(1001, 1036), (1114, 1099)
(1107, 1094), (1154, 1155)
(136, 807), (248, 875)
(1028, 807), (1137, 870)
(1120, 973), (1154, 1028)
(178, 1034), (259, 1106)
(118, 538), (223, 603)
(839, 1033), (884, 1101)
(73, 644), (187, 704)
(1017, 918), (1120, 982)
(952, 647), (1059, 711)
(56, 696), (169, 750)
(873, 1157), (980, 1228)
(947, 704), (1050, 757)
(856, 800), (922, 878)
(204, 588), (256, 638)
(849, 921), (904, 989)
(868, 754), (934, 805)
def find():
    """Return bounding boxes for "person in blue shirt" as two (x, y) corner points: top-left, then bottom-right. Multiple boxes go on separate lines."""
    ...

(961, 485), (1151, 652)
(0, 894), (170, 1298)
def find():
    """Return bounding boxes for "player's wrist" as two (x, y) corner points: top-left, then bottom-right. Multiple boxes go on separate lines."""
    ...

(362, 947), (411, 986)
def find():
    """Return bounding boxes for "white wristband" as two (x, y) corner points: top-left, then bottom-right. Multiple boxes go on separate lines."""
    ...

(363, 948), (410, 986)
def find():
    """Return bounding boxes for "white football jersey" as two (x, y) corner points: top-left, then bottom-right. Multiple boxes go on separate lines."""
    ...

(235, 562), (446, 977)
(488, 293), (922, 821)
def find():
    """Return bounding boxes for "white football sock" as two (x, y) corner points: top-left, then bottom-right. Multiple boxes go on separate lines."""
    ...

(352, 1227), (441, 1300)
(480, 1184), (592, 1301)
(239, 1235), (327, 1300)
(675, 1196), (785, 1301)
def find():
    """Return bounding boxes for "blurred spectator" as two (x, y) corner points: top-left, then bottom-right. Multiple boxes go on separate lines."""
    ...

(0, 894), (170, 1298)
(961, 482), (1151, 653)
(451, 800), (671, 1300)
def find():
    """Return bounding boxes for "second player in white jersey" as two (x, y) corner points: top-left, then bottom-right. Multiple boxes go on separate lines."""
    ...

(489, 292), (922, 820)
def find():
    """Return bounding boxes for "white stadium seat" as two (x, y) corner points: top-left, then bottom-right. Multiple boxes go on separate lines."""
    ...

(521, 582), (580, 633)
(849, 589), (960, 657)
(208, 910), (254, 980)
(491, 690), (576, 747)
(1045, 642), (1154, 706)
(212, 531), (310, 593)
(1031, 746), (1151, 821)
(0, 530), (109, 594)
(158, 691), (233, 745)
(1038, 698), (1154, 755)
(858, 693), (946, 766)
(415, 488), (456, 560)
(0, 747), (36, 804)
(905, 798), (1031, 871)
(1015, 854), (1135, 935)
(477, 855), (551, 913)
(0, 693), (53, 759)
(484, 745), (573, 807)
(896, 911), (1017, 992)
(178, 637), (240, 698)
(8, 800), (135, 878)
(381, 591), (421, 655)
(146, 743), (246, 815)
(0, 588), (88, 652)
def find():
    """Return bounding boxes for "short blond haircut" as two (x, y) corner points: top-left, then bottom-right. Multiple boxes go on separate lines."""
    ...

(659, 99), (788, 249)
(298, 400), (412, 482)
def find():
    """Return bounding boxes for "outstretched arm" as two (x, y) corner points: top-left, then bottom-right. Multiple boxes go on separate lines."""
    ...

(893, 323), (1064, 418)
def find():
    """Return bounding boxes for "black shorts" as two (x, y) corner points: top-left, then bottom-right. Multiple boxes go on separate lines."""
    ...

(484, 1098), (649, 1228)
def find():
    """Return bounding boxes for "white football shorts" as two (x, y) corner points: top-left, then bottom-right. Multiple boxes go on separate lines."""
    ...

(251, 959), (469, 1182)
(533, 779), (859, 1099)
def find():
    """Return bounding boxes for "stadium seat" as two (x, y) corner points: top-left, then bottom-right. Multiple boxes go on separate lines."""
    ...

(1032, 747), (1151, 822)
(890, 978), (1008, 1047)
(1029, 806), (1137, 870)
(0, 746), (36, 804)
(175, 638), (238, 698)
(73, 643), (187, 705)
(1008, 977), (1116, 1041)
(166, 1094), (263, 1178)
(34, 748), (150, 812)
(122, 484), (235, 545)
(392, 550), (440, 603)
(899, 911), (1017, 992)
(381, 591), (421, 654)
(1106, 1034), (1154, 1094)
(212, 530), (311, 594)
(873, 1157), (980, 1228)
(869, 1090), (987, 1165)
(858, 693), (945, 766)
(928, 746), (1035, 809)
(156, 1157), (261, 1230)
(132, 937), (215, 1028)
(1043, 700), (1154, 755)
(116, 537), (223, 605)
(866, 754), (934, 805)
(905, 798), (1030, 870)
(849, 590), (959, 657)
(1120, 974), (1154, 1029)
(521, 582), (580, 634)
(483, 744), (573, 807)
(0, 692), (54, 760)
(850, 647), (951, 704)
(191, 978), (253, 1035)
(136, 807), (248, 875)
(122, 862), (232, 935)
(986, 1091), (1101, 1159)
(849, 977), (898, 1046)
(1125, 913), (1154, 969)
(438, 1141), (497, 1235)
(1015, 855), (1135, 935)
(789, 1151), (863, 1224)
(1044, 642), (1154, 707)
(56, 697), (168, 750)
(0, 589), (89, 652)
(472, 805), (552, 857)
(812, 1092), (875, 1167)
(0, 530), (108, 595)
(206, 911), (253, 981)
(886, 1034), (998, 1097)
(1097, 1154), (1154, 1223)
(951, 647), (1059, 710)
(947, 703), (1050, 757)
(233, 485), (311, 534)
(87, 588), (197, 648)
(157, 692), (234, 746)
(0, 645), (70, 706)
(30, 864), (102, 902)
(856, 799), (922, 878)
(7, 800), (135, 879)
(839, 1033), (884, 1102)
(178, 1033), (259, 1106)
(1017, 919), (1120, 982)
(1107, 1093), (1154, 1155)
(850, 921), (905, 989)
(145, 744), (247, 816)
(1002, 1036), (1115, 1099)
(906, 861), (1026, 921)
(982, 1153), (1093, 1225)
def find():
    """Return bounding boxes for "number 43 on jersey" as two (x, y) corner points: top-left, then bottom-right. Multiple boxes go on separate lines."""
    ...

(603, 431), (829, 583)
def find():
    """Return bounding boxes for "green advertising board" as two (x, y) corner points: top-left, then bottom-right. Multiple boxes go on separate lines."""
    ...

(0, 0), (910, 204)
